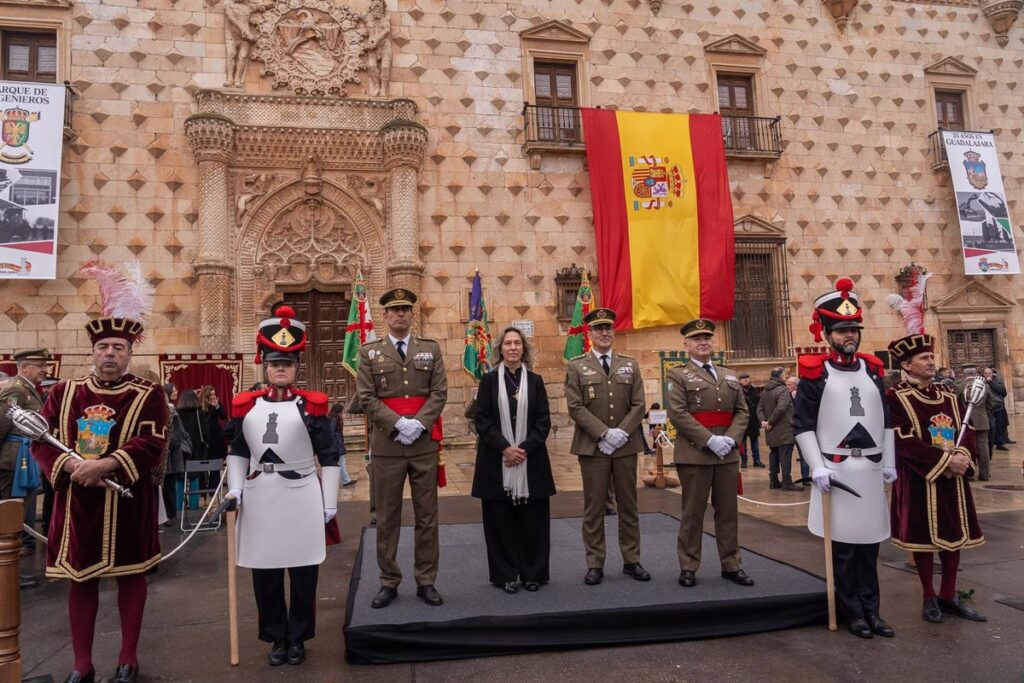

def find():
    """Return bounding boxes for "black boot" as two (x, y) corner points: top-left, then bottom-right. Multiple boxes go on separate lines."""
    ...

(769, 476), (781, 489)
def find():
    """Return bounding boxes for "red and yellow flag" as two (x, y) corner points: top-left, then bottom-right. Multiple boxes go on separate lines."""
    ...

(581, 110), (735, 330)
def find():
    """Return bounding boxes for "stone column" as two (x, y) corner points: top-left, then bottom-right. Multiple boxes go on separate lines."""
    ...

(184, 113), (235, 352)
(381, 119), (428, 292)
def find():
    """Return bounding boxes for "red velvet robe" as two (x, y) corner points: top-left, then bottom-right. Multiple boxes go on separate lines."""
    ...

(886, 381), (984, 552)
(32, 374), (168, 581)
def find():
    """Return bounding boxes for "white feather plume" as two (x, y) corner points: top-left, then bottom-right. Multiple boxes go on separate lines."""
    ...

(80, 259), (154, 341)
(886, 271), (931, 335)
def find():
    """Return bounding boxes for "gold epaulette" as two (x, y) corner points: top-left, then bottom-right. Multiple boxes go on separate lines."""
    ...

(568, 354), (586, 361)
(618, 353), (635, 360)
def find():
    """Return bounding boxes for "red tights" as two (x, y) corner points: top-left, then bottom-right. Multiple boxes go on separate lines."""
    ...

(68, 573), (147, 674)
(913, 551), (960, 601)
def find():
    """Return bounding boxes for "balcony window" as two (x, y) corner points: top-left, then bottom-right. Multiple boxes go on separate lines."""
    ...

(2, 31), (57, 83)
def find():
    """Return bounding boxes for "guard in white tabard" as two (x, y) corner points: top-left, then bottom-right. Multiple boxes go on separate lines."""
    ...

(226, 304), (341, 667)
(793, 278), (896, 640)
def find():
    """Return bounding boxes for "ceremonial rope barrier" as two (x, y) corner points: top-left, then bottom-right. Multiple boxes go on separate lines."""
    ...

(21, 468), (228, 563)
(737, 496), (810, 507)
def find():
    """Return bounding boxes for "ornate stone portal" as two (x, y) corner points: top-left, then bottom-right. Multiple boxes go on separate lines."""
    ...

(185, 92), (426, 355)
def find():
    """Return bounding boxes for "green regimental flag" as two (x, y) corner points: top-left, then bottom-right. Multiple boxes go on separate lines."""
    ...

(463, 270), (492, 381)
(342, 269), (377, 377)
(563, 270), (594, 360)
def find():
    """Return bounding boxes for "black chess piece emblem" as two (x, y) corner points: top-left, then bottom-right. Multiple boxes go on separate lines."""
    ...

(262, 412), (279, 444)
(849, 387), (865, 417)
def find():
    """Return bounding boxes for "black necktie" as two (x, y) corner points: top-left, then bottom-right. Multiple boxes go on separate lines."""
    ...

(601, 354), (610, 375)
(703, 363), (715, 379)
(396, 340), (406, 361)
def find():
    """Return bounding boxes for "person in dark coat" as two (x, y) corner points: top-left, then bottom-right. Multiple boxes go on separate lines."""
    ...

(177, 389), (209, 509)
(199, 385), (228, 460)
(471, 326), (555, 594)
(161, 383), (188, 524)
(984, 367), (1011, 450)
(758, 367), (800, 490)
(738, 373), (764, 468)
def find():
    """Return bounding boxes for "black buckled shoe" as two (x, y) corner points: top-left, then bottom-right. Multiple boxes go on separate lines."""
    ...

(112, 663), (139, 683)
(721, 569), (755, 586)
(623, 563), (651, 581)
(938, 596), (987, 621)
(584, 568), (604, 585)
(416, 584), (444, 606)
(866, 614), (895, 637)
(268, 640), (288, 666)
(287, 641), (306, 665)
(523, 581), (540, 592)
(502, 581), (519, 594)
(679, 570), (697, 587)
(922, 597), (943, 623)
(371, 586), (398, 609)
(63, 671), (95, 683)
(846, 618), (873, 639)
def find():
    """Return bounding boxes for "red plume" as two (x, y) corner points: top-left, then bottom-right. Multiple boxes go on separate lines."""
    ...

(835, 277), (854, 299)
(809, 311), (824, 343)
(274, 304), (296, 318)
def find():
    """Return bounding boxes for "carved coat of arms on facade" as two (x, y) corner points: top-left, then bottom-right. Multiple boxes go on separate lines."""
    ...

(251, 0), (374, 95)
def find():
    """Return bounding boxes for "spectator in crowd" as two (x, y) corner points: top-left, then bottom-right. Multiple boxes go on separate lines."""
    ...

(757, 367), (800, 491)
(956, 366), (993, 481)
(328, 403), (357, 487)
(162, 384), (188, 524)
(177, 389), (209, 509)
(738, 373), (765, 468)
(199, 385), (228, 461)
(984, 367), (1011, 450)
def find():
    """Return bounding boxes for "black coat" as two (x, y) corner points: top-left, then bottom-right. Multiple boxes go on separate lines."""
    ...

(471, 368), (555, 501)
(178, 407), (209, 461)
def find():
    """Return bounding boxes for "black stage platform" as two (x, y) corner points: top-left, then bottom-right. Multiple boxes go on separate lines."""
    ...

(344, 512), (826, 664)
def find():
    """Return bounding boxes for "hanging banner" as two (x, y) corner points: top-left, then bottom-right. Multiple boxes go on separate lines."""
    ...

(943, 130), (1019, 275)
(0, 81), (65, 279)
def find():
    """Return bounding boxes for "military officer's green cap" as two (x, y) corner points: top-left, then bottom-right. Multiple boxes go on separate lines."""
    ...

(680, 318), (716, 338)
(12, 348), (52, 362)
(584, 308), (616, 326)
(380, 288), (418, 308)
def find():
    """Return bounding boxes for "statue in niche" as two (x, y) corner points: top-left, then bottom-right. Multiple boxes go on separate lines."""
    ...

(363, 0), (392, 97)
(302, 154), (323, 196)
(236, 173), (275, 224)
(224, 0), (276, 88)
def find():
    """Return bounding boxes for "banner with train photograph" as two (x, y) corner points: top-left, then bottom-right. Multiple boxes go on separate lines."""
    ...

(943, 130), (1019, 275)
(0, 81), (65, 279)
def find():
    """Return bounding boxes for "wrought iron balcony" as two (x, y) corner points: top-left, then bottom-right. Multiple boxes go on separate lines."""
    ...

(928, 128), (995, 170)
(63, 81), (78, 142)
(522, 104), (585, 169)
(721, 115), (782, 160)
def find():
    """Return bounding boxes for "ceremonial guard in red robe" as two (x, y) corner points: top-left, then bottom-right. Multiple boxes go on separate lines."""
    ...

(31, 262), (167, 683)
(792, 279), (896, 639)
(226, 304), (341, 667)
(886, 333), (986, 624)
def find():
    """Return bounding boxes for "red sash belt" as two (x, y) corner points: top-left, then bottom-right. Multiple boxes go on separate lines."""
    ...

(693, 410), (734, 428)
(382, 396), (443, 441)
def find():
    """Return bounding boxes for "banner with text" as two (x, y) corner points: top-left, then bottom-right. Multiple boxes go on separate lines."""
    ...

(0, 81), (65, 279)
(943, 130), (1019, 275)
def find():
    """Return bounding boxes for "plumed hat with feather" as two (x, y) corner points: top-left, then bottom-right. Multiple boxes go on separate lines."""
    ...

(81, 260), (154, 345)
(808, 277), (863, 343)
(886, 271), (933, 365)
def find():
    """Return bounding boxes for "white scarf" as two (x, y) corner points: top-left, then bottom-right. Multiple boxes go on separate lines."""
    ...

(497, 362), (529, 503)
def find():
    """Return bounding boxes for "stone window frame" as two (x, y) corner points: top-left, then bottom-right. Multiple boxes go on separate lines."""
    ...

(924, 58), (978, 133)
(0, 4), (71, 84)
(554, 264), (593, 323)
(703, 34), (769, 117)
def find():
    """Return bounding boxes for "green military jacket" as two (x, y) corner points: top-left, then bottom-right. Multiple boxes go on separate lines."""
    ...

(0, 375), (44, 470)
(666, 361), (749, 465)
(565, 350), (646, 457)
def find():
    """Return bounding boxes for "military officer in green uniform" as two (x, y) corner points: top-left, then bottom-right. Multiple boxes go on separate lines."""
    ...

(666, 320), (754, 588)
(565, 308), (650, 586)
(355, 288), (448, 608)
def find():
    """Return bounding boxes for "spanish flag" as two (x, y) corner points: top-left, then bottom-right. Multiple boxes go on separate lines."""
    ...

(581, 110), (735, 330)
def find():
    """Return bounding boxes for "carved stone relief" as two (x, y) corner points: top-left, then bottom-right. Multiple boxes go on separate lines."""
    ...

(224, 0), (276, 88)
(235, 172), (276, 224)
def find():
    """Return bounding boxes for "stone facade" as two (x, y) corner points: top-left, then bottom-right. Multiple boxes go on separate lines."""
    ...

(1, 0), (1022, 438)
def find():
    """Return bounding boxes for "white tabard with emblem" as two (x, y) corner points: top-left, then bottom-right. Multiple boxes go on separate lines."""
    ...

(232, 397), (326, 568)
(807, 361), (891, 544)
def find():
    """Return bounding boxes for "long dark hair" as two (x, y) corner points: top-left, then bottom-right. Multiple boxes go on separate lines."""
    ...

(177, 390), (200, 410)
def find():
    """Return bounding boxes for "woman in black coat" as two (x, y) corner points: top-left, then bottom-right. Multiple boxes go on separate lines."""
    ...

(177, 389), (209, 509)
(471, 326), (555, 594)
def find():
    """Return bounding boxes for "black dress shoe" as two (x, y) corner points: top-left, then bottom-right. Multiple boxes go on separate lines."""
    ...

(19, 574), (37, 589)
(721, 569), (755, 586)
(847, 617), (873, 639)
(922, 597), (943, 623)
(769, 480), (781, 489)
(371, 586), (398, 609)
(995, 445), (1009, 451)
(268, 640), (288, 666)
(523, 581), (540, 592)
(781, 482), (803, 491)
(679, 570), (696, 587)
(938, 596), (987, 621)
(416, 584), (444, 606)
(623, 563), (651, 581)
(753, 462), (766, 468)
(502, 581), (519, 594)
(866, 614), (895, 637)
(112, 663), (139, 683)
(287, 641), (306, 665)
(584, 568), (604, 585)
(63, 671), (95, 683)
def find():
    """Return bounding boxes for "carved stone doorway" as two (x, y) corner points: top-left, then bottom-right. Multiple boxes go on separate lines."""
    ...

(283, 290), (352, 404)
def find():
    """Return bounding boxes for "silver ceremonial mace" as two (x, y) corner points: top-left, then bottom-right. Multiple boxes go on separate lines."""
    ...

(6, 404), (133, 498)
(953, 376), (987, 452)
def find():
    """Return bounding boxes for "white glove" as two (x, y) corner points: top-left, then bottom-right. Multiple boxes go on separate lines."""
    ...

(324, 508), (337, 524)
(721, 436), (737, 450)
(882, 467), (897, 485)
(406, 419), (427, 441)
(606, 428), (630, 450)
(598, 437), (616, 455)
(811, 469), (832, 493)
(706, 435), (731, 458)
(395, 431), (415, 446)
(227, 488), (242, 504)
(395, 416), (414, 436)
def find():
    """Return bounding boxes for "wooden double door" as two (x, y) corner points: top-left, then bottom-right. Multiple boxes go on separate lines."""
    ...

(283, 290), (353, 405)
(946, 329), (995, 371)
